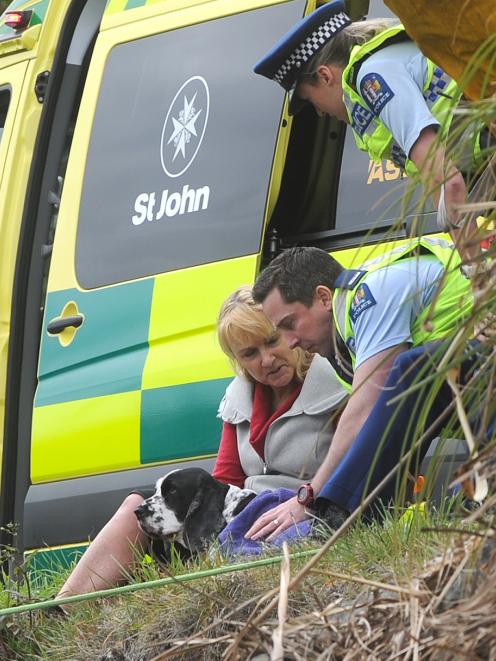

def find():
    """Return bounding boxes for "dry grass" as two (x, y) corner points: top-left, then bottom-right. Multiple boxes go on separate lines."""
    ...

(8, 472), (488, 661)
(121, 448), (496, 661)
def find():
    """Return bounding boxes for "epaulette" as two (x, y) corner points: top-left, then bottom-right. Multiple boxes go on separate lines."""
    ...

(334, 269), (367, 290)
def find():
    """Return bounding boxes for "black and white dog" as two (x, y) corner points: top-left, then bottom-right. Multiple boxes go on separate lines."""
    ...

(134, 467), (256, 559)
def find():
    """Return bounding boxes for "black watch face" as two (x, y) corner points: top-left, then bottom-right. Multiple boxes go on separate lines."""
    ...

(297, 485), (309, 504)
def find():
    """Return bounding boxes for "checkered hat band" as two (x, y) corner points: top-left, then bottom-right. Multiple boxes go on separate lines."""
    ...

(274, 12), (351, 86)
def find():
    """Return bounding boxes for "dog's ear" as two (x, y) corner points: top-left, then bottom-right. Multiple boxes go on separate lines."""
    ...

(183, 487), (227, 553)
(232, 492), (257, 517)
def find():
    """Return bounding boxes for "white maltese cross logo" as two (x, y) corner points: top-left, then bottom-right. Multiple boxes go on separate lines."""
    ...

(168, 94), (202, 161)
(161, 76), (210, 178)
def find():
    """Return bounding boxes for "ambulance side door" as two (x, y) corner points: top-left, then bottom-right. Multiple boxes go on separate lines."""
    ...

(25, 0), (306, 550)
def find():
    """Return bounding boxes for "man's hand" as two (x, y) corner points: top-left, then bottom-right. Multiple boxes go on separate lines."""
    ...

(244, 496), (309, 542)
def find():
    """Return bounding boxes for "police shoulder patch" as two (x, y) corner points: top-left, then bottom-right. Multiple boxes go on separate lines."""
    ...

(350, 284), (376, 323)
(359, 73), (395, 115)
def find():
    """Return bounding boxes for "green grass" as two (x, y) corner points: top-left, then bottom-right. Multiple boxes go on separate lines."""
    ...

(0, 498), (479, 660)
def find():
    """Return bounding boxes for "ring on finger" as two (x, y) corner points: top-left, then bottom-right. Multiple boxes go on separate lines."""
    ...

(272, 518), (280, 526)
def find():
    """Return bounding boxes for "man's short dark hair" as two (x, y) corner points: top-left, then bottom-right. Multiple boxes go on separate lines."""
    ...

(253, 247), (343, 307)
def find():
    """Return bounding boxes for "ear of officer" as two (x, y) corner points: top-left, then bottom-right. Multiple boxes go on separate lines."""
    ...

(315, 285), (332, 309)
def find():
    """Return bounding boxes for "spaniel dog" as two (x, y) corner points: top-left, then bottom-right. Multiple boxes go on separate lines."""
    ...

(134, 467), (256, 559)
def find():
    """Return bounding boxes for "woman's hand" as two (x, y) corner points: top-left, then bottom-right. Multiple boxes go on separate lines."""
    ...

(244, 496), (310, 542)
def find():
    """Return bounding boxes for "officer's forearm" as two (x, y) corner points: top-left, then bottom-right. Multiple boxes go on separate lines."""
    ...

(311, 345), (408, 495)
(444, 171), (478, 261)
(310, 396), (374, 493)
(410, 129), (477, 260)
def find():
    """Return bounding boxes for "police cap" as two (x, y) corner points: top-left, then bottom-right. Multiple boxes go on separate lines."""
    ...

(254, 1), (351, 114)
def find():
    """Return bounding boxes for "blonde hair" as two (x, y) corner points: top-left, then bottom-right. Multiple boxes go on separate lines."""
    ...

(297, 19), (399, 80)
(217, 285), (312, 381)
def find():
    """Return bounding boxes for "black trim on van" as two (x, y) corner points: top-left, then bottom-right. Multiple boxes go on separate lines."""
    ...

(284, 212), (438, 251)
(1, 0), (105, 559)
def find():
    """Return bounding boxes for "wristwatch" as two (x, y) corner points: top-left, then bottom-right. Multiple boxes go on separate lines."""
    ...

(460, 260), (489, 280)
(296, 482), (315, 507)
(460, 263), (478, 279)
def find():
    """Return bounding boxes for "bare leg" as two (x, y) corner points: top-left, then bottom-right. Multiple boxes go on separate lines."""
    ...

(57, 493), (148, 598)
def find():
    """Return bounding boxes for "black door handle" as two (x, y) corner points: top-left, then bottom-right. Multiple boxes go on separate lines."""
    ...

(47, 315), (84, 335)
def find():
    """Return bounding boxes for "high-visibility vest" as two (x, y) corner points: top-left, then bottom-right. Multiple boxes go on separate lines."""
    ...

(332, 237), (473, 378)
(341, 26), (472, 176)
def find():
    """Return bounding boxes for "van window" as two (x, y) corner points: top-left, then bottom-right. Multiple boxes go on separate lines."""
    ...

(336, 127), (411, 231)
(265, 0), (436, 252)
(75, 1), (305, 289)
(0, 88), (11, 145)
(267, 110), (434, 252)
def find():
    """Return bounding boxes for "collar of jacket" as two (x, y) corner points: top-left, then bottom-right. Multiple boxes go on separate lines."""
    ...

(217, 354), (347, 424)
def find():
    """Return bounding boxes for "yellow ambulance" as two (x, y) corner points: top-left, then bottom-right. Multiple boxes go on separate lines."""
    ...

(0, 0), (444, 566)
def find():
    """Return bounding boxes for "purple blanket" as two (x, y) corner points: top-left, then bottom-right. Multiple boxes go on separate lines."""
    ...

(218, 488), (313, 557)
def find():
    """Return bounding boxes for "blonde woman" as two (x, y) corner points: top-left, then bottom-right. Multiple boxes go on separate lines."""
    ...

(214, 286), (346, 496)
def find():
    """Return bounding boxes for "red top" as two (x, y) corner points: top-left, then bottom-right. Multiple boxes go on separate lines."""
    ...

(212, 381), (302, 487)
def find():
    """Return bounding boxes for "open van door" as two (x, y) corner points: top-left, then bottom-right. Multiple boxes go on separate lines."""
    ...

(0, 59), (29, 474)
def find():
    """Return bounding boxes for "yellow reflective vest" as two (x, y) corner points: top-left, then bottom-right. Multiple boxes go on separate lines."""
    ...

(332, 237), (473, 380)
(341, 26), (464, 176)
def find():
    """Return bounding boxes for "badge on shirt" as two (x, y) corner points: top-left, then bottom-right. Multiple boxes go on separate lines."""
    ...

(351, 103), (374, 136)
(350, 284), (376, 322)
(360, 73), (395, 115)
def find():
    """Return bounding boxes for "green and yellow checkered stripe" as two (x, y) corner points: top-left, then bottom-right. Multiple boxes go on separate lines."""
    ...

(31, 257), (256, 484)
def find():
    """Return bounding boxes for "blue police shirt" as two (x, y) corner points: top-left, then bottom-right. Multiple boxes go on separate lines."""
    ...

(350, 255), (445, 368)
(356, 41), (439, 161)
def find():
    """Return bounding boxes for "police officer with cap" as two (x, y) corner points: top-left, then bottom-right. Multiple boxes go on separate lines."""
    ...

(254, 1), (482, 264)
